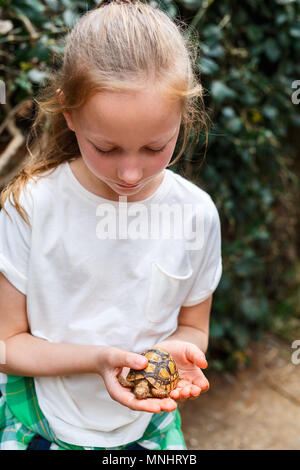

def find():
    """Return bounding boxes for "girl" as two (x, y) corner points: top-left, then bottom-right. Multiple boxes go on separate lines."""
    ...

(0, 0), (222, 450)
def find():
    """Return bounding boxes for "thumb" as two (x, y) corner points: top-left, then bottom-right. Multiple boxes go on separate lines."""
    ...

(108, 347), (148, 370)
(186, 343), (208, 369)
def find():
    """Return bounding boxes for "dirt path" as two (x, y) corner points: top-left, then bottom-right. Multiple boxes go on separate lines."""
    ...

(180, 333), (300, 450)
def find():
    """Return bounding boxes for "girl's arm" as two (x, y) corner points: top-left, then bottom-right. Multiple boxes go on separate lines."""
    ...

(0, 272), (145, 378)
(0, 272), (177, 413)
(0, 272), (102, 376)
(153, 295), (213, 401)
(1, 333), (104, 377)
(162, 294), (212, 353)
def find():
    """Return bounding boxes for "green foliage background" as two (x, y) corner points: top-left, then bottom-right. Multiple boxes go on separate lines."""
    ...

(0, 0), (299, 370)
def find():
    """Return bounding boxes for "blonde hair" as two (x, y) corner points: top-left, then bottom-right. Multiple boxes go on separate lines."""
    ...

(1, 0), (210, 226)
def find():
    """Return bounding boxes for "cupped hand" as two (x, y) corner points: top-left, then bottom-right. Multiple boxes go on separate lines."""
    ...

(98, 346), (178, 414)
(153, 340), (210, 403)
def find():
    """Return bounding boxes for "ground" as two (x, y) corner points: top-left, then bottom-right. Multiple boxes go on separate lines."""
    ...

(180, 333), (300, 450)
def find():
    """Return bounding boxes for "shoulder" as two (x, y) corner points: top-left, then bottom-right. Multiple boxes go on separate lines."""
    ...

(21, 163), (66, 207)
(166, 169), (220, 220)
(3, 163), (66, 226)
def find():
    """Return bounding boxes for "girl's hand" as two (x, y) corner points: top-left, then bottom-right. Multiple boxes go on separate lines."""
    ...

(152, 339), (210, 403)
(96, 346), (178, 414)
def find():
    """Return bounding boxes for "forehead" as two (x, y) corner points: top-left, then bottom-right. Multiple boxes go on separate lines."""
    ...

(75, 89), (182, 140)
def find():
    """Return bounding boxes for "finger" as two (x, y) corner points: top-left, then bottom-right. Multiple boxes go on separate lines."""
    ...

(189, 384), (205, 400)
(169, 389), (180, 400)
(200, 381), (210, 393)
(174, 397), (187, 403)
(170, 384), (191, 400)
(150, 397), (178, 412)
(109, 375), (177, 413)
(120, 366), (130, 377)
(181, 385), (194, 397)
(169, 379), (192, 396)
(192, 374), (210, 390)
(186, 344), (208, 369)
(171, 383), (201, 400)
(177, 378), (192, 388)
(182, 368), (209, 389)
(107, 347), (148, 370)
(126, 396), (177, 413)
(112, 386), (161, 413)
(169, 387), (188, 402)
(190, 384), (202, 397)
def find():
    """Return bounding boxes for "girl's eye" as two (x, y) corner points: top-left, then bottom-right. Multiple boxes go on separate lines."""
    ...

(94, 147), (114, 154)
(147, 146), (166, 153)
(94, 146), (166, 154)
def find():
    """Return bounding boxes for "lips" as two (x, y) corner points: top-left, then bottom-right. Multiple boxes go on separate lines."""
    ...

(115, 182), (140, 188)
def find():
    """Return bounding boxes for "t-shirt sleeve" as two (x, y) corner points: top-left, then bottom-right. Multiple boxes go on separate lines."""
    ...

(182, 198), (222, 306)
(0, 187), (33, 295)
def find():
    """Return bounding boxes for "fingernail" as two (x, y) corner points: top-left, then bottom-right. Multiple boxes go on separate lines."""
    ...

(135, 358), (147, 368)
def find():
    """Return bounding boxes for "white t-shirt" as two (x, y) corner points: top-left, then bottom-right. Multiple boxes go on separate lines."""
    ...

(0, 161), (222, 447)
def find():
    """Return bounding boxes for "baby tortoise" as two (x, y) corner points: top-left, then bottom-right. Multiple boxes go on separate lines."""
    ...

(118, 347), (180, 399)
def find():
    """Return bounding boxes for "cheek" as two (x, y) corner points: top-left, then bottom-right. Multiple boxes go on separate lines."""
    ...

(87, 154), (112, 176)
(156, 157), (170, 172)
(79, 141), (110, 173)
(139, 149), (173, 175)
(155, 148), (174, 170)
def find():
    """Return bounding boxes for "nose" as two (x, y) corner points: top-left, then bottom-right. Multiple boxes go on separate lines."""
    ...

(117, 156), (143, 185)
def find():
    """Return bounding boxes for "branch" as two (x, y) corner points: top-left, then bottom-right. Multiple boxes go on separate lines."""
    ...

(0, 116), (25, 174)
(0, 102), (26, 175)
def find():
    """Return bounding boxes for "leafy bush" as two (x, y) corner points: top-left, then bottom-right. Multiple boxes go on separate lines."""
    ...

(0, 0), (299, 370)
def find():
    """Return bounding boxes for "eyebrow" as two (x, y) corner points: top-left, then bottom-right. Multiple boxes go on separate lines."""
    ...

(88, 129), (178, 146)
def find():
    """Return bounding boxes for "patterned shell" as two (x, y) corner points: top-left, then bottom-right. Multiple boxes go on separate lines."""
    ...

(127, 348), (179, 393)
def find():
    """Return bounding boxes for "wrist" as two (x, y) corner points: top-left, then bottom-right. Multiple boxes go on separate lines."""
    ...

(156, 326), (208, 353)
(92, 345), (111, 376)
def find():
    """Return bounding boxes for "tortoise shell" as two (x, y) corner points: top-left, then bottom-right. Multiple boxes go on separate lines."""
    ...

(126, 347), (179, 394)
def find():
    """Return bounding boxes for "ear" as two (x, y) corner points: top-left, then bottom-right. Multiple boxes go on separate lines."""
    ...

(56, 88), (75, 132)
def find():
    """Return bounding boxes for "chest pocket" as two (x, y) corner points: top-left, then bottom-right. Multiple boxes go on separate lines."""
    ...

(145, 251), (194, 323)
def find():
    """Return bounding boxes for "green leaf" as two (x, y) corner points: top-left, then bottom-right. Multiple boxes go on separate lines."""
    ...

(264, 38), (281, 62)
(28, 69), (47, 83)
(62, 10), (80, 28)
(203, 24), (223, 41)
(231, 325), (250, 349)
(290, 25), (300, 38)
(240, 298), (269, 324)
(246, 25), (263, 42)
(181, 0), (203, 10)
(200, 43), (225, 59)
(211, 80), (237, 102)
(225, 117), (243, 134)
(275, 13), (287, 25)
(234, 258), (262, 277)
(198, 56), (219, 75)
(263, 106), (278, 119)
(44, 0), (60, 11)
(210, 321), (224, 339)
(13, 1), (45, 24)
(222, 106), (236, 118)
(15, 74), (32, 92)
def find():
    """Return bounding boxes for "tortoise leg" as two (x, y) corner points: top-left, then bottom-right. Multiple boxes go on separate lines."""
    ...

(118, 374), (134, 388)
(150, 387), (169, 398)
(134, 379), (150, 399)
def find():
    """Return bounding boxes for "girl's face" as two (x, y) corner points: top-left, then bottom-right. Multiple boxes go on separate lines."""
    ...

(62, 86), (182, 201)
